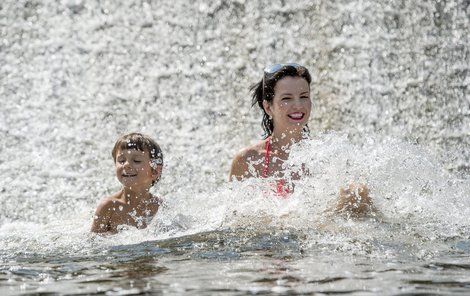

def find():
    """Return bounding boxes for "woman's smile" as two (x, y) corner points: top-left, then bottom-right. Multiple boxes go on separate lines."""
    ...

(287, 112), (305, 122)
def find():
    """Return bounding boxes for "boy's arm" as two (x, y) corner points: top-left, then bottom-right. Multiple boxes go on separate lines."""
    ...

(90, 199), (114, 234)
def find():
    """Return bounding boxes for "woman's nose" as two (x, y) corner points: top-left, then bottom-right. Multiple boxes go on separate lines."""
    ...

(293, 98), (303, 108)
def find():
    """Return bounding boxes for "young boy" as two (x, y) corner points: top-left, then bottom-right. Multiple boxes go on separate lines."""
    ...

(91, 133), (163, 234)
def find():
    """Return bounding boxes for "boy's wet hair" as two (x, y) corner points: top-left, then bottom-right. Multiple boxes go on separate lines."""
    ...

(112, 133), (163, 185)
(251, 64), (312, 138)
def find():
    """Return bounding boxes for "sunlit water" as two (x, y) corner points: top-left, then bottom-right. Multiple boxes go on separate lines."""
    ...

(1, 0), (469, 295)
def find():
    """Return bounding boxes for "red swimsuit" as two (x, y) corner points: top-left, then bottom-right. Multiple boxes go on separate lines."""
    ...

(262, 138), (290, 198)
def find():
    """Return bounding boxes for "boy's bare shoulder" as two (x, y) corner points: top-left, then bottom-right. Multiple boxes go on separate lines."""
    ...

(150, 194), (163, 205)
(95, 192), (123, 213)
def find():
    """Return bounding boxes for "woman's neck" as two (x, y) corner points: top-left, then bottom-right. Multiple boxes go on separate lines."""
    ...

(270, 128), (304, 150)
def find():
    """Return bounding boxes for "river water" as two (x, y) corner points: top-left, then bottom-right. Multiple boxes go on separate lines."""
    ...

(1, 0), (469, 295)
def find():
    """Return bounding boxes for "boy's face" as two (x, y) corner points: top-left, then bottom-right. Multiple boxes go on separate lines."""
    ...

(114, 148), (161, 190)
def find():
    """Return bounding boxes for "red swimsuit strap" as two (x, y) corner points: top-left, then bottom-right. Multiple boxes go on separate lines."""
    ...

(263, 137), (290, 197)
(262, 137), (271, 178)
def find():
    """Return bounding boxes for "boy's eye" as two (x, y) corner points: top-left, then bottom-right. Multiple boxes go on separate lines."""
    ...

(117, 159), (125, 164)
(134, 160), (142, 163)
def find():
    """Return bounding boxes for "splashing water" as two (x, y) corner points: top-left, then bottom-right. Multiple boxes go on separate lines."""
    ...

(1, 0), (469, 294)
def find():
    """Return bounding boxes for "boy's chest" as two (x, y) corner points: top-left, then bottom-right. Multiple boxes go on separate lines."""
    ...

(112, 203), (158, 229)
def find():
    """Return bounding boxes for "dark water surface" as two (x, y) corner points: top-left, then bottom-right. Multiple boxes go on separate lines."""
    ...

(2, 230), (470, 295)
(1, 0), (469, 295)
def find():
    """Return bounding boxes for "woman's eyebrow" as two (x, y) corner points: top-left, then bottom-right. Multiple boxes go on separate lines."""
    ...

(279, 91), (309, 96)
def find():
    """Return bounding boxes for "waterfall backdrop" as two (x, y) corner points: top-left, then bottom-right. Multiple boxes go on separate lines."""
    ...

(0, 0), (469, 294)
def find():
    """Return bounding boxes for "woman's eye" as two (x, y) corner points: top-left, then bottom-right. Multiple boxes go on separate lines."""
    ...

(281, 97), (291, 101)
(134, 160), (142, 163)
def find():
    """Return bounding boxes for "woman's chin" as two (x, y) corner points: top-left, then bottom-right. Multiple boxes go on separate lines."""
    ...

(285, 123), (307, 132)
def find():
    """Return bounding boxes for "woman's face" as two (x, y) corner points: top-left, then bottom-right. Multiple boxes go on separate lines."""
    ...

(263, 76), (311, 135)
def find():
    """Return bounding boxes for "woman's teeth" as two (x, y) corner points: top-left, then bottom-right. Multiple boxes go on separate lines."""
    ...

(288, 113), (304, 119)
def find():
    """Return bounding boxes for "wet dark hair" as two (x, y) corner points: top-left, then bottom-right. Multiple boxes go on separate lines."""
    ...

(112, 133), (163, 185)
(251, 64), (312, 138)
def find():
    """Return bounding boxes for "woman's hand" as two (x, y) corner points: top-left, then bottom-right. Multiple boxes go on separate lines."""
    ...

(335, 183), (374, 218)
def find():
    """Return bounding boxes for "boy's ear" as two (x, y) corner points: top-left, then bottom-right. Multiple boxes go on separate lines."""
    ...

(152, 165), (163, 182)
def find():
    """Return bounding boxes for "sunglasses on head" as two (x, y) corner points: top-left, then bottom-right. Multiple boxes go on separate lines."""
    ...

(262, 64), (307, 100)
(263, 63), (305, 79)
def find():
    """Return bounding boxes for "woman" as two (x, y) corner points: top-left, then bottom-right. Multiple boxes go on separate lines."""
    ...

(229, 63), (373, 217)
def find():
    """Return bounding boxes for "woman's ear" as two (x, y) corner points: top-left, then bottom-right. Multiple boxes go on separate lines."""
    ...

(262, 100), (273, 118)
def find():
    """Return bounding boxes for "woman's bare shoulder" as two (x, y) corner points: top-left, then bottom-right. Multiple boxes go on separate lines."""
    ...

(230, 140), (266, 181)
(233, 140), (266, 161)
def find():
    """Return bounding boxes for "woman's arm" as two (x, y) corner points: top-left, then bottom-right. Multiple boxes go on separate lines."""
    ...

(335, 183), (375, 218)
